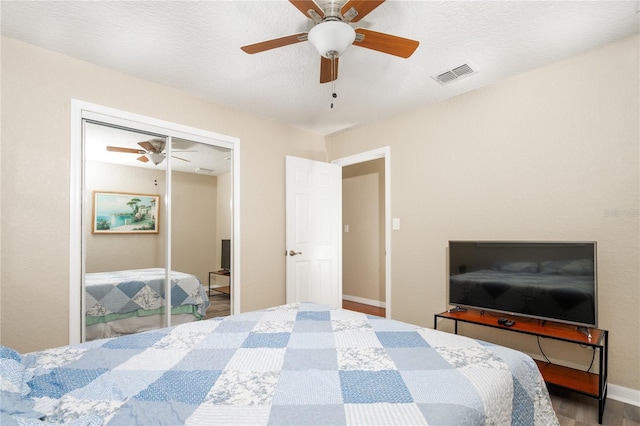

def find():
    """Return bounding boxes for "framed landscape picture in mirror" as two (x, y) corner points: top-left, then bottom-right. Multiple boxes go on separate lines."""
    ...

(92, 191), (159, 234)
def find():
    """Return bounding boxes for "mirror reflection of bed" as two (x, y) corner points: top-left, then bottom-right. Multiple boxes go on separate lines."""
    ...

(84, 268), (210, 340)
(84, 122), (232, 341)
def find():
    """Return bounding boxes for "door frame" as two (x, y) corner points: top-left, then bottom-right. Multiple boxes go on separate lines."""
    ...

(69, 100), (241, 344)
(332, 147), (391, 318)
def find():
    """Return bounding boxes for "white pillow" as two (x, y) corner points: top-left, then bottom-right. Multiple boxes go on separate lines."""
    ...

(493, 261), (539, 273)
(0, 346), (31, 397)
(560, 259), (594, 276)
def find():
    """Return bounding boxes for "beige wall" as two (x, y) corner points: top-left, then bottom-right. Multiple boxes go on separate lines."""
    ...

(212, 171), (232, 288)
(0, 36), (325, 352)
(171, 170), (218, 285)
(0, 33), (637, 394)
(327, 36), (639, 390)
(86, 161), (220, 290)
(342, 159), (385, 303)
(85, 161), (167, 272)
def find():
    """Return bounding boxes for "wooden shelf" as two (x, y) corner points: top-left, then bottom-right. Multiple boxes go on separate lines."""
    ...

(535, 360), (600, 397)
(209, 271), (231, 297)
(435, 309), (605, 345)
(434, 308), (608, 424)
(210, 286), (230, 295)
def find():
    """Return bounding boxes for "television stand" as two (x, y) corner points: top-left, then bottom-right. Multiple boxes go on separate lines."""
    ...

(209, 270), (231, 296)
(577, 326), (592, 340)
(434, 309), (608, 424)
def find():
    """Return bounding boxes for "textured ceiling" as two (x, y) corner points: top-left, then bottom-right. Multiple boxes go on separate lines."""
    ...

(2, 1), (638, 136)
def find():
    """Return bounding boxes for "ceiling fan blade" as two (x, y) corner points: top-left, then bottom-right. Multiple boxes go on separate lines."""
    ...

(241, 33), (308, 54)
(171, 155), (191, 162)
(289, 0), (324, 20)
(137, 155), (149, 163)
(320, 56), (339, 84)
(138, 141), (160, 153)
(354, 28), (419, 58)
(341, 0), (385, 23)
(107, 146), (145, 154)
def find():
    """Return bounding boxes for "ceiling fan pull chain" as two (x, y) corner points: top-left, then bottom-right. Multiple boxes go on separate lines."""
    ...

(331, 58), (337, 109)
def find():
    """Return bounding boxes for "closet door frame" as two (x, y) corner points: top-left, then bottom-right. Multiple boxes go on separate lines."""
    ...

(70, 99), (241, 344)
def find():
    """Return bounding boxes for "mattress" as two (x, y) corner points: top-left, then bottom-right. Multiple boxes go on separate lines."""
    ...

(85, 268), (210, 325)
(3, 303), (559, 425)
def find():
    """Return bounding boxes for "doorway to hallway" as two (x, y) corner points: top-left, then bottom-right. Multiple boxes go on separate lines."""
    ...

(333, 147), (391, 318)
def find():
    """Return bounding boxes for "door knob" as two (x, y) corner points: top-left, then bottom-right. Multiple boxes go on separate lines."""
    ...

(288, 250), (302, 256)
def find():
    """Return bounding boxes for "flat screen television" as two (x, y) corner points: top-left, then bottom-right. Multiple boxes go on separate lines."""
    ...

(448, 241), (597, 328)
(221, 239), (231, 271)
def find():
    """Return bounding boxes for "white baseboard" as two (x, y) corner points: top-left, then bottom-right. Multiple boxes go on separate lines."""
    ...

(342, 294), (386, 309)
(608, 384), (640, 407)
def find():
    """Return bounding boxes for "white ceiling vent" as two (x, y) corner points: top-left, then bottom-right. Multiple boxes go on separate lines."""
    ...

(432, 62), (478, 85)
(194, 167), (214, 174)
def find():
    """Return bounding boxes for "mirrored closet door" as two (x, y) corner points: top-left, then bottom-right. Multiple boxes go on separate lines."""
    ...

(170, 139), (233, 321)
(76, 108), (236, 343)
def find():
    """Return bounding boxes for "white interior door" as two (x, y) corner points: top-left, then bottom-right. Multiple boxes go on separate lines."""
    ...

(285, 156), (341, 307)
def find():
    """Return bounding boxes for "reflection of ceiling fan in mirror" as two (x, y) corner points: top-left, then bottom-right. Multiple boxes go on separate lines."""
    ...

(106, 139), (193, 165)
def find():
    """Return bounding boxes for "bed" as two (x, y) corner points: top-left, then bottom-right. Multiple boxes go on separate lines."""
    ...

(1, 302), (558, 425)
(85, 268), (210, 340)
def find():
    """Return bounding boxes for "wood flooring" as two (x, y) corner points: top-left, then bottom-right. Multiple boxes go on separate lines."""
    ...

(342, 299), (385, 317)
(206, 294), (230, 318)
(550, 387), (640, 426)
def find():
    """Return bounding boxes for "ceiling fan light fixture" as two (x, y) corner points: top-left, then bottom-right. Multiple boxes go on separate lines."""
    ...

(147, 152), (165, 165)
(308, 21), (355, 59)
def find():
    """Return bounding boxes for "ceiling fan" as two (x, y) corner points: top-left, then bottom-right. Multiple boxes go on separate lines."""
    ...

(106, 139), (192, 166)
(241, 0), (419, 83)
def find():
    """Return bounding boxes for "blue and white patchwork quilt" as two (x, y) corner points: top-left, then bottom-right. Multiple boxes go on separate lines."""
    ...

(2, 303), (558, 425)
(85, 268), (210, 324)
